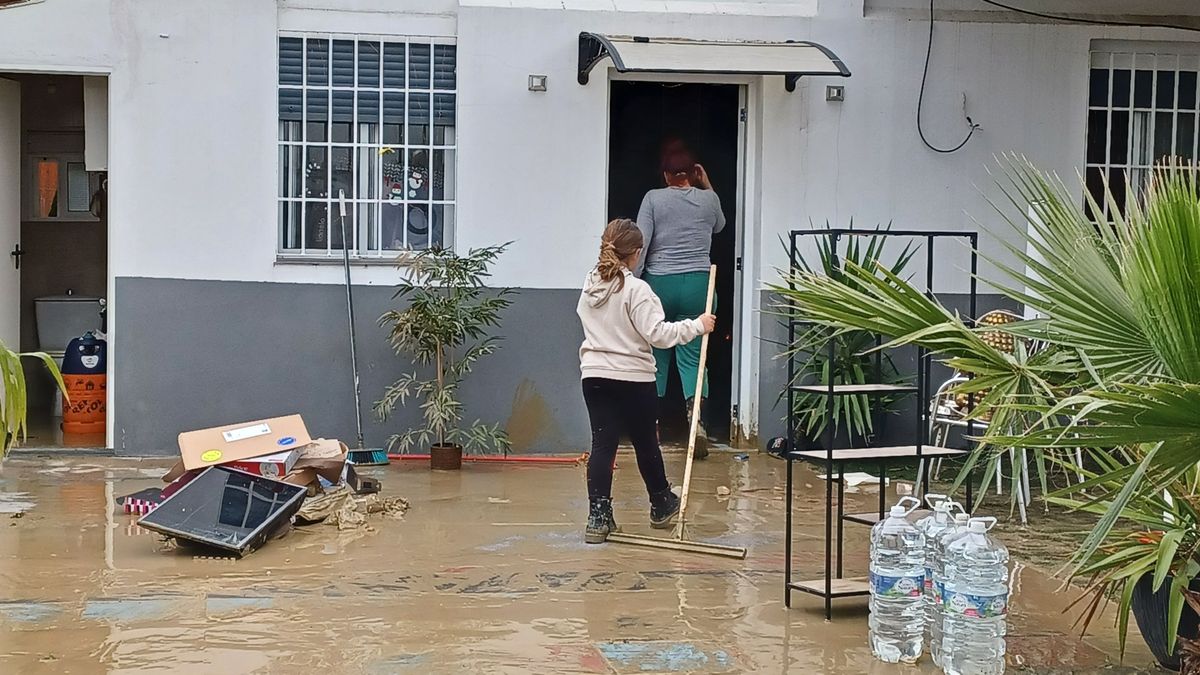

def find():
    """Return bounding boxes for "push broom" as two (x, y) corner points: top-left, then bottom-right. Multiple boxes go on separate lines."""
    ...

(607, 265), (747, 559)
(338, 190), (389, 466)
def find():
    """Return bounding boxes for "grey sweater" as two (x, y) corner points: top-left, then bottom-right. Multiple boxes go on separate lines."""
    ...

(635, 186), (726, 276)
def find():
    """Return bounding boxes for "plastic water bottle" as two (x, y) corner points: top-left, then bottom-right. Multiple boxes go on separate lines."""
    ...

(931, 511), (972, 667)
(916, 495), (964, 661)
(869, 496), (926, 664)
(942, 517), (1009, 675)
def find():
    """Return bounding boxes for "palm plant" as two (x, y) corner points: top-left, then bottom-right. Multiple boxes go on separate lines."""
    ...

(374, 244), (515, 454)
(1, 339), (67, 455)
(779, 226), (914, 445)
(768, 157), (1200, 654)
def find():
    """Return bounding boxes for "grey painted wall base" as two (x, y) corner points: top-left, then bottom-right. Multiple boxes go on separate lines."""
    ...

(113, 277), (588, 456)
(113, 277), (1010, 457)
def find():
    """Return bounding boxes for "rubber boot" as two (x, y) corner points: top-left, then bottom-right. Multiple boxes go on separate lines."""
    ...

(686, 397), (710, 460)
(649, 488), (681, 529)
(585, 497), (617, 544)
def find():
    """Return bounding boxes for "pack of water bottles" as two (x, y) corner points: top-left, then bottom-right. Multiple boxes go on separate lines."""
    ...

(868, 493), (1010, 674)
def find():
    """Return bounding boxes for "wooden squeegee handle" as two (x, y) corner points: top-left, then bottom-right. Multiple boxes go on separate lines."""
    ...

(674, 264), (717, 540)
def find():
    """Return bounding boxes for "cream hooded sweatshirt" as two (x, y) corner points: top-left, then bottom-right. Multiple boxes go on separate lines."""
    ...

(577, 267), (705, 382)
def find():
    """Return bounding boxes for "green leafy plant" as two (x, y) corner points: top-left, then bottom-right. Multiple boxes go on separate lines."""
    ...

(1050, 450), (1200, 658)
(374, 244), (515, 454)
(778, 226), (914, 444)
(767, 158), (1200, 655)
(1, 340), (67, 456)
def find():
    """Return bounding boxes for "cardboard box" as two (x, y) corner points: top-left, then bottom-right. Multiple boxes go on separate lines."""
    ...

(177, 414), (312, 471)
(283, 439), (349, 489)
(224, 449), (301, 479)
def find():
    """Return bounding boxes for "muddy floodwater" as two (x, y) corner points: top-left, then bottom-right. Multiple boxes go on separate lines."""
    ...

(0, 452), (1159, 674)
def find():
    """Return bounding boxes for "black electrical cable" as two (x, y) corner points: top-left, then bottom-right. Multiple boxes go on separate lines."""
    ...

(976, 0), (1200, 33)
(917, 0), (979, 153)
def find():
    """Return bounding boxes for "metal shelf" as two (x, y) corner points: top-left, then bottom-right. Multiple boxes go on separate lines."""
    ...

(791, 383), (917, 396)
(787, 445), (966, 464)
(843, 509), (931, 527)
(788, 577), (870, 598)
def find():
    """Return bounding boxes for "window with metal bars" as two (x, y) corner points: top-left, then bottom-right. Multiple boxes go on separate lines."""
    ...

(278, 35), (456, 257)
(1086, 45), (1200, 219)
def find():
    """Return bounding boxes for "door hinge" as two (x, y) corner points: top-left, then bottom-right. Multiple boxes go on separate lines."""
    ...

(731, 403), (740, 419)
(735, 256), (743, 271)
(739, 107), (747, 123)
(9, 243), (22, 270)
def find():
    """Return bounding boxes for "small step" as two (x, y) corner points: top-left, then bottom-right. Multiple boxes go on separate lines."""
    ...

(843, 509), (931, 526)
(787, 445), (967, 464)
(789, 577), (870, 598)
(791, 383), (917, 396)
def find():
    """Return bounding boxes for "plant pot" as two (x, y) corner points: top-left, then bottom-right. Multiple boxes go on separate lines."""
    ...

(430, 443), (463, 471)
(1131, 573), (1200, 671)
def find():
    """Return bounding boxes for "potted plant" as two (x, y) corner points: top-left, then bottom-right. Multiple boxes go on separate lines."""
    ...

(1048, 449), (1200, 670)
(777, 225), (913, 448)
(375, 244), (515, 470)
(1, 339), (67, 456)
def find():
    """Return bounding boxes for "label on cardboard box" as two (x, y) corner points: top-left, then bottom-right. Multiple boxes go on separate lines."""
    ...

(222, 423), (272, 443)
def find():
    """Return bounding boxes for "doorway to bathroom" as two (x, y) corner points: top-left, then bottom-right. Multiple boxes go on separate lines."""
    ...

(0, 73), (109, 449)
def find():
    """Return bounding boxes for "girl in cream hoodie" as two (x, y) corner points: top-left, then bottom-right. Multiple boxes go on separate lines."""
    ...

(576, 218), (715, 543)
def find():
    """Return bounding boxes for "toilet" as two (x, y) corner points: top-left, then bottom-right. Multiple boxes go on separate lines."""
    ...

(34, 293), (105, 417)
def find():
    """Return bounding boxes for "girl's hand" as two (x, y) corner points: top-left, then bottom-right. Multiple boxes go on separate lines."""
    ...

(694, 164), (712, 190)
(698, 313), (717, 334)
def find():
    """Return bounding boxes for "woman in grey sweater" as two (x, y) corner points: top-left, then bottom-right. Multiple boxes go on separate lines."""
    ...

(635, 148), (725, 458)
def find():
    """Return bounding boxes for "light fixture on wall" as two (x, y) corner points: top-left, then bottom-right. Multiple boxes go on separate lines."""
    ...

(528, 75), (548, 92)
(825, 85), (844, 102)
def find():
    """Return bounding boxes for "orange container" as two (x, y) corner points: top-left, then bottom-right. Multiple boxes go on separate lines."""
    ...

(62, 374), (106, 434)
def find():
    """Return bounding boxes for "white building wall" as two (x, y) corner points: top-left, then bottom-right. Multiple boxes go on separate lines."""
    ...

(2, 0), (1198, 449)
(3, 0), (1189, 292)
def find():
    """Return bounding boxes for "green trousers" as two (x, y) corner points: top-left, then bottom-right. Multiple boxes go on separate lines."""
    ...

(645, 271), (712, 400)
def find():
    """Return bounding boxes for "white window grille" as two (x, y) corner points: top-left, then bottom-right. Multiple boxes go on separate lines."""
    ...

(1086, 44), (1200, 218)
(278, 34), (457, 258)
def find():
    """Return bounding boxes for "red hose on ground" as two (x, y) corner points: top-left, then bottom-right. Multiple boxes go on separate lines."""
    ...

(387, 453), (585, 464)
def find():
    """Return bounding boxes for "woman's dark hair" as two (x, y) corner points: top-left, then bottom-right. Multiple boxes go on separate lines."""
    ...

(661, 149), (697, 183)
(597, 218), (643, 292)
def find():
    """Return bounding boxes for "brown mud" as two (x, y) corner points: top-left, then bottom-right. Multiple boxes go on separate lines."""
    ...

(0, 452), (1160, 673)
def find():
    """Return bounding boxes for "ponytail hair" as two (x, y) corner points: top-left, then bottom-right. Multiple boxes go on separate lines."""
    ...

(597, 218), (644, 292)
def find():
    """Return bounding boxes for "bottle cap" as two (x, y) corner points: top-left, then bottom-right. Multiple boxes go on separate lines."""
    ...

(890, 505), (908, 518)
(924, 493), (948, 510)
(953, 513), (970, 524)
(968, 516), (997, 532)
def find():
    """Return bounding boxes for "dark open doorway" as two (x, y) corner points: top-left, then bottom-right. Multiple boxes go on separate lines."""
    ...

(607, 81), (739, 443)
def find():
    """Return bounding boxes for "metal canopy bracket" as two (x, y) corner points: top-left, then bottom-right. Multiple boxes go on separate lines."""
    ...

(577, 32), (850, 91)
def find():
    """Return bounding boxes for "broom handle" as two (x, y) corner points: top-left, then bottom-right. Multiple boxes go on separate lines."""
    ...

(674, 264), (717, 540)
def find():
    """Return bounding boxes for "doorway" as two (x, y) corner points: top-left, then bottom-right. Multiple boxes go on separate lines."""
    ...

(1, 73), (109, 449)
(607, 80), (740, 443)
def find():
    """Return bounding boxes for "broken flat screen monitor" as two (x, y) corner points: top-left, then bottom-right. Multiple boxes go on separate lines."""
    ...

(138, 466), (307, 555)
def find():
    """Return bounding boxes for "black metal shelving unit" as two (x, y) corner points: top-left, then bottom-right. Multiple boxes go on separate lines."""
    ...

(782, 228), (979, 621)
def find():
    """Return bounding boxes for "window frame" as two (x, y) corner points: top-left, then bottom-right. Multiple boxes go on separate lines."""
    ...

(1086, 43), (1200, 219)
(23, 153), (101, 223)
(276, 32), (458, 260)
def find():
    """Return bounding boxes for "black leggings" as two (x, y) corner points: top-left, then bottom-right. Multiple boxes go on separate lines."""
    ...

(582, 378), (670, 500)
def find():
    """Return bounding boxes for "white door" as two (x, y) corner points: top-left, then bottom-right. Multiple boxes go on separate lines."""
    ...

(0, 78), (19, 349)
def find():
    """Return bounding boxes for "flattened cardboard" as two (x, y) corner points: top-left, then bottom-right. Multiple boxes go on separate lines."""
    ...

(177, 415), (312, 470)
(282, 439), (349, 488)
